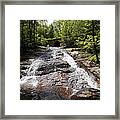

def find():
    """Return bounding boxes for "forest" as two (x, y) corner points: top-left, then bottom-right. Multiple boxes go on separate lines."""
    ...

(20, 20), (100, 64)
(20, 20), (100, 100)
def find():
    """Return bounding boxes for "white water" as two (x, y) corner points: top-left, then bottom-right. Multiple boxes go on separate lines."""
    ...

(50, 47), (98, 89)
(62, 52), (77, 68)
(20, 59), (44, 87)
(27, 59), (44, 76)
(21, 47), (98, 89)
(20, 76), (38, 87)
(63, 51), (98, 89)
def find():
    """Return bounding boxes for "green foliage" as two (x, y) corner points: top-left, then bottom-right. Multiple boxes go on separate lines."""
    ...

(88, 55), (100, 63)
(20, 20), (100, 64)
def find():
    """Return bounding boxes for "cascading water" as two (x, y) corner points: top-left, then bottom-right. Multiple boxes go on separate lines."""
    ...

(50, 47), (98, 89)
(20, 59), (45, 87)
(20, 47), (99, 99)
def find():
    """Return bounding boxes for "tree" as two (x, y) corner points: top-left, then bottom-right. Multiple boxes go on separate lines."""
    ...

(20, 20), (100, 63)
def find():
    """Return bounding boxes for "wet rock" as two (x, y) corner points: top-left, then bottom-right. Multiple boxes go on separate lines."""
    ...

(20, 70), (27, 78)
(57, 67), (75, 73)
(20, 60), (32, 65)
(55, 62), (70, 68)
(20, 47), (100, 100)
(54, 79), (60, 82)
(54, 86), (73, 99)
(70, 88), (100, 100)
(20, 65), (29, 70)
(55, 82), (63, 86)
(38, 90), (61, 100)
(20, 83), (37, 100)
(33, 59), (71, 76)
(35, 83), (62, 100)
(60, 80), (67, 83)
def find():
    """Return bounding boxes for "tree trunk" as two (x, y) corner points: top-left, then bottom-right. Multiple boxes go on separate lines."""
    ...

(34, 20), (36, 48)
(29, 20), (32, 45)
(92, 20), (99, 64)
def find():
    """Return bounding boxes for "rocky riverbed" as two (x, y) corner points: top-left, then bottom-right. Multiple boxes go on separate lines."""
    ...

(20, 47), (100, 100)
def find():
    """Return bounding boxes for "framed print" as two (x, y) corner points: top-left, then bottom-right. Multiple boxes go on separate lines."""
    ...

(0, 0), (120, 119)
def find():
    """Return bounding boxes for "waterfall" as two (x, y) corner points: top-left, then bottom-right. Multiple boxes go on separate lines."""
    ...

(20, 47), (99, 90)
(49, 47), (98, 89)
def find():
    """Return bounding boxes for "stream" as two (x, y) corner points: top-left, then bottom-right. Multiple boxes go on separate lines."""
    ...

(20, 47), (100, 100)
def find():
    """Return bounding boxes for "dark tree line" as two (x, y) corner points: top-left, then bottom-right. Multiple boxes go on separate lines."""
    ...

(20, 20), (100, 63)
